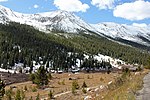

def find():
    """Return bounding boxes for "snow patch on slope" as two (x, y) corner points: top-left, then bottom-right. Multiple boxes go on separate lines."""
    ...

(85, 54), (125, 69)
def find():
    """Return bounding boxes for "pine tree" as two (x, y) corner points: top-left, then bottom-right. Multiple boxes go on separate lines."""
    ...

(31, 66), (48, 87)
(48, 90), (53, 99)
(2, 58), (7, 69)
(46, 60), (49, 68)
(82, 81), (87, 88)
(29, 61), (33, 73)
(24, 85), (27, 91)
(147, 57), (150, 66)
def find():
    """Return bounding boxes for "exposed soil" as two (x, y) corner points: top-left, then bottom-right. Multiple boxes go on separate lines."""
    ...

(0, 72), (29, 85)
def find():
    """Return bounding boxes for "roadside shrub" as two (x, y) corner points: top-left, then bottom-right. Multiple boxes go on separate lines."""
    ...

(122, 68), (130, 79)
(15, 90), (21, 100)
(5, 88), (13, 100)
(21, 90), (25, 100)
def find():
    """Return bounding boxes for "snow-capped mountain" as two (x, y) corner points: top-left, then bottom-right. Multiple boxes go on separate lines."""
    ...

(0, 5), (96, 34)
(91, 22), (150, 47)
(0, 5), (150, 48)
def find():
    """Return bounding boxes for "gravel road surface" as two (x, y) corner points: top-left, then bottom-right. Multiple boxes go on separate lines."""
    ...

(136, 72), (150, 100)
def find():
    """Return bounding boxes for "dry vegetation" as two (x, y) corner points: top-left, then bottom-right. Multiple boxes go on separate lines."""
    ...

(4, 72), (119, 100)
(99, 69), (149, 100)
(3, 70), (149, 100)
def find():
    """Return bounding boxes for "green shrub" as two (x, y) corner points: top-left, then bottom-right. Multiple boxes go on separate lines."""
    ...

(62, 80), (65, 85)
(72, 80), (79, 94)
(72, 80), (79, 89)
(100, 77), (104, 81)
(82, 88), (87, 94)
(32, 87), (37, 92)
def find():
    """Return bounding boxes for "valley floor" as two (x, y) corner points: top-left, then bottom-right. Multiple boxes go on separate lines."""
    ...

(4, 72), (119, 100)
(3, 70), (149, 100)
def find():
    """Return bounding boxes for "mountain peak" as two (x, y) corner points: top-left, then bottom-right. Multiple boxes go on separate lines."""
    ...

(0, 5), (96, 34)
(0, 5), (150, 48)
(36, 10), (74, 18)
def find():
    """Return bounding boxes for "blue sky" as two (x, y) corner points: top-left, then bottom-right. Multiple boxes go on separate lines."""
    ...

(0, 0), (150, 25)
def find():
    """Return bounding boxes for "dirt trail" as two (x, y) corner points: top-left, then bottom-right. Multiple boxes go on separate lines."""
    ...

(41, 84), (105, 100)
(136, 72), (150, 100)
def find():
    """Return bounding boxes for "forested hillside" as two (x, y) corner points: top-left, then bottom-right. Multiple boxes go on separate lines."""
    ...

(0, 22), (149, 71)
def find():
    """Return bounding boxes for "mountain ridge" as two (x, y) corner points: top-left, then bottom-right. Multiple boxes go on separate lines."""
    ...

(0, 5), (98, 34)
(0, 5), (150, 49)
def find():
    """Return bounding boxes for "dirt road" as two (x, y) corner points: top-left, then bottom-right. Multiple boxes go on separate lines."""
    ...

(136, 72), (150, 100)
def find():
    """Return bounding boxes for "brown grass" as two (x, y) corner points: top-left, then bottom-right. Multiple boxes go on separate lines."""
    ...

(98, 70), (149, 100)
(4, 72), (119, 100)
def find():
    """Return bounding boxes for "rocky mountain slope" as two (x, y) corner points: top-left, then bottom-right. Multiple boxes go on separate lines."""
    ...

(91, 22), (150, 47)
(0, 5), (150, 49)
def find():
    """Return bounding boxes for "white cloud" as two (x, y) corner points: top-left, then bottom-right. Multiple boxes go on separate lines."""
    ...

(53, 0), (89, 12)
(91, 0), (117, 10)
(132, 23), (148, 27)
(0, 0), (8, 2)
(33, 4), (39, 9)
(113, 0), (150, 20)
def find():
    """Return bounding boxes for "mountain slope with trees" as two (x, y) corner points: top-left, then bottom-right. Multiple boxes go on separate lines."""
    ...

(0, 5), (150, 50)
(0, 22), (149, 72)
